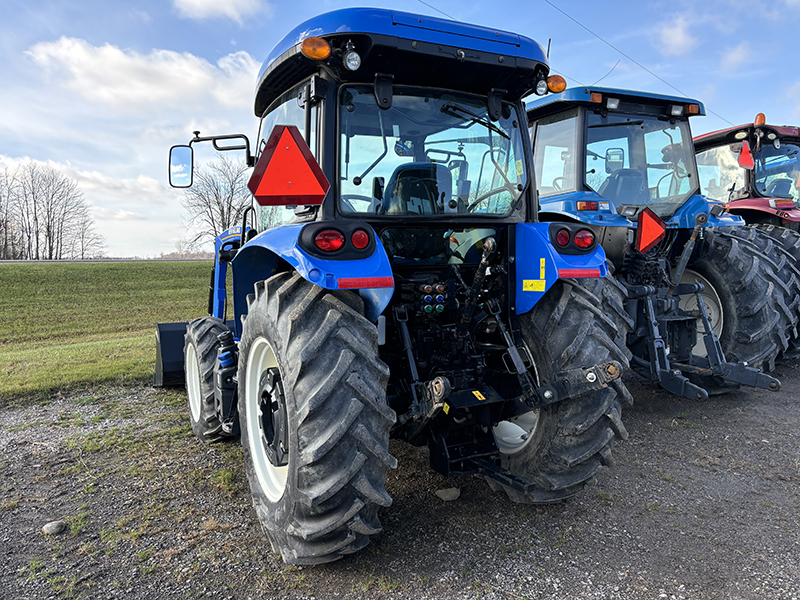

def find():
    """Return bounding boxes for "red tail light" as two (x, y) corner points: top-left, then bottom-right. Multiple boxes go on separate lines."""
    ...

(314, 229), (345, 252)
(573, 229), (595, 249)
(351, 229), (370, 250)
(556, 229), (570, 246)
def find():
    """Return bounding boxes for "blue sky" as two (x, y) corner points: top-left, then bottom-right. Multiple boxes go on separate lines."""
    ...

(1, 0), (798, 257)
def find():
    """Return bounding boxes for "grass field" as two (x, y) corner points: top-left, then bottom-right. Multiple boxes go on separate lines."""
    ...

(0, 261), (213, 403)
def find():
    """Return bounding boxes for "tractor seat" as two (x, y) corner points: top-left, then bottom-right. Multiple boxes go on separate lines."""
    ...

(381, 162), (452, 215)
(598, 168), (648, 205)
(766, 178), (793, 198)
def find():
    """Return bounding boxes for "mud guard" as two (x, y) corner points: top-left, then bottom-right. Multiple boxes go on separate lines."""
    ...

(514, 223), (609, 315)
(231, 223), (394, 335)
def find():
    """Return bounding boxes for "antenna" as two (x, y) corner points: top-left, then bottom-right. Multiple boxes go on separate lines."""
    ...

(546, 38), (551, 59)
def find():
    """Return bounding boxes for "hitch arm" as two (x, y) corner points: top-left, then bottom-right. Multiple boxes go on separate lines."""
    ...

(669, 213), (707, 294)
(637, 288), (708, 401)
(456, 237), (496, 339)
(672, 284), (781, 392)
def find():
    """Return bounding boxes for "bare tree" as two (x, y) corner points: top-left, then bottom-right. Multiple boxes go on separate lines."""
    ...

(68, 204), (106, 259)
(0, 167), (22, 259)
(6, 161), (105, 260)
(181, 156), (251, 249)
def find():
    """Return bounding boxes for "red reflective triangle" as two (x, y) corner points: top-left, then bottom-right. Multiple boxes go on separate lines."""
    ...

(636, 207), (667, 253)
(247, 125), (330, 206)
(738, 140), (755, 169)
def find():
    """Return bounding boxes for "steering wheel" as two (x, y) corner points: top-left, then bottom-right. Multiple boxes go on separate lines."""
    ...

(466, 183), (517, 212)
(340, 194), (373, 213)
(552, 177), (565, 191)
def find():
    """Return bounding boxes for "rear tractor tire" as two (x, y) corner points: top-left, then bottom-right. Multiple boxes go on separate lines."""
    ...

(681, 227), (795, 374)
(238, 272), (396, 564)
(488, 275), (633, 503)
(184, 317), (235, 443)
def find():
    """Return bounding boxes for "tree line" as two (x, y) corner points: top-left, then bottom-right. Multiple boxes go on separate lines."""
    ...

(0, 162), (105, 260)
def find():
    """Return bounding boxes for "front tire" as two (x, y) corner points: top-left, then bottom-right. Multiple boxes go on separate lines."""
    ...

(184, 317), (233, 443)
(489, 276), (633, 503)
(238, 272), (396, 564)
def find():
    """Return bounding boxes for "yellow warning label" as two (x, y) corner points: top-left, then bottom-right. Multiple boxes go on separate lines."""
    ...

(516, 160), (524, 176)
(540, 257), (546, 279)
(472, 390), (486, 401)
(443, 403), (450, 415)
(523, 279), (546, 292)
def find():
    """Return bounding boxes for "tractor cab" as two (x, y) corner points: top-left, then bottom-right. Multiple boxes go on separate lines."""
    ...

(526, 87), (743, 267)
(694, 115), (800, 228)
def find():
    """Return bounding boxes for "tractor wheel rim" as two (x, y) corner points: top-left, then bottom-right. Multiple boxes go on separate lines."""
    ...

(185, 343), (201, 422)
(493, 349), (541, 455)
(245, 337), (288, 502)
(679, 268), (724, 357)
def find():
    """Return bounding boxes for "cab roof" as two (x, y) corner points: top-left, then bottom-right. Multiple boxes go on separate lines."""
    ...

(255, 7), (548, 116)
(526, 86), (705, 121)
(694, 123), (800, 151)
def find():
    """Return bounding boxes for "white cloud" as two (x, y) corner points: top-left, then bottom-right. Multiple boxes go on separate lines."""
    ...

(26, 38), (259, 112)
(720, 41), (753, 73)
(657, 16), (697, 56)
(67, 169), (163, 198)
(93, 207), (148, 221)
(173, 0), (265, 24)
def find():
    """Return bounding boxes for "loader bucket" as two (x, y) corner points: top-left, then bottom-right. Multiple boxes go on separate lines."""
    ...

(154, 322), (188, 387)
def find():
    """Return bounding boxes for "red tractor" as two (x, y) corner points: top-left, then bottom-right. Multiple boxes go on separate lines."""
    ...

(694, 114), (800, 251)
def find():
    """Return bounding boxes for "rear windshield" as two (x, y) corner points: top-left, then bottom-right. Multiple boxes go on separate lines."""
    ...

(338, 86), (527, 217)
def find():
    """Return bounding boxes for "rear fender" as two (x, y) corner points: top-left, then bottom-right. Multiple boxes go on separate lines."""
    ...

(514, 223), (609, 315)
(231, 223), (394, 334)
(670, 194), (743, 228)
(727, 198), (800, 224)
(539, 191), (633, 228)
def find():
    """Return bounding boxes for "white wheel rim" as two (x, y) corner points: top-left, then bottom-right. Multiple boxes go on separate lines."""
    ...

(245, 337), (288, 502)
(678, 268), (724, 357)
(185, 343), (201, 422)
(493, 353), (541, 455)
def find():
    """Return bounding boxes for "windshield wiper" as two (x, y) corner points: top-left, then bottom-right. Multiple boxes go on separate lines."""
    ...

(588, 120), (645, 129)
(441, 103), (510, 139)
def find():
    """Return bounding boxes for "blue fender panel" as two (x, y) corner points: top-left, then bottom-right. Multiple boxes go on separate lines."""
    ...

(669, 195), (744, 228)
(515, 223), (609, 316)
(539, 191), (634, 228)
(231, 224), (395, 333)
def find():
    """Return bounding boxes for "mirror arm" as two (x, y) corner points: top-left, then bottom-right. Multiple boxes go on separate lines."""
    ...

(189, 131), (254, 167)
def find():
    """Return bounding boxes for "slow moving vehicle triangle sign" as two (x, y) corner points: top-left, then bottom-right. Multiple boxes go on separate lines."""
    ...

(247, 125), (330, 206)
(636, 207), (667, 253)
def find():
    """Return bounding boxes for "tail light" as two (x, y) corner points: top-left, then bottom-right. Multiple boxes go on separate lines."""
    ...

(573, 229), (595, 249)
(556, 229), (570, 246)
(351, 229), (370, 250)
(314, 229), (345, 252)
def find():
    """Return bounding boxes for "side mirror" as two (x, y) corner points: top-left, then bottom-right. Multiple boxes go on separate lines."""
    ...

(169, 145), (194, 188)
(605, 148), (625, 174)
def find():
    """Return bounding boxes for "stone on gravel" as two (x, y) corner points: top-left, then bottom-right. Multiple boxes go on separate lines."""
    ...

(435, 487), (460, 501)
(42, 520), (67, 535)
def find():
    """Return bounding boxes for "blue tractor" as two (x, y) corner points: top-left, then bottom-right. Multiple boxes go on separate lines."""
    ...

(526, 87), (797, 399)
(158, 9), (633, 564)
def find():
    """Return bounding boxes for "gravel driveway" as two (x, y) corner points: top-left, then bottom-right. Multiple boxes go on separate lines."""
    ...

(1, 363), (799, 599)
